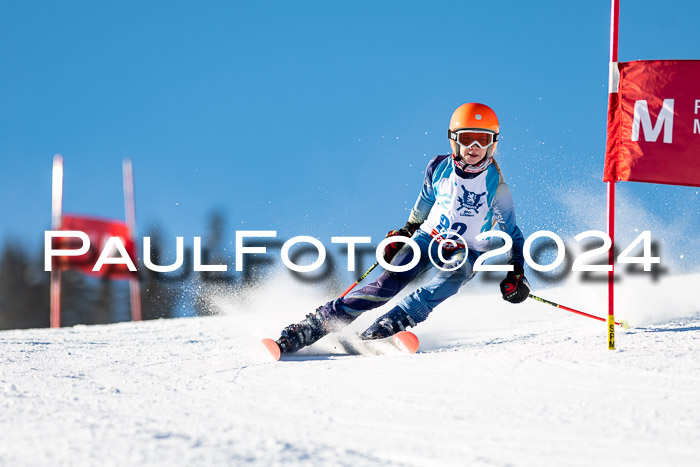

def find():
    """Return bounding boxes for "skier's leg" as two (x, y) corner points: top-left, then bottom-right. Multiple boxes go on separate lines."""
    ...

(335, 242), (431, 315)
(277, 233), (432, 353)
(360, 248), (479, 339)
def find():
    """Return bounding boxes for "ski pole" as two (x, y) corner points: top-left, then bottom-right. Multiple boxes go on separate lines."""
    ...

(339, 261), (379, 298)
(528, 294), (629, 329)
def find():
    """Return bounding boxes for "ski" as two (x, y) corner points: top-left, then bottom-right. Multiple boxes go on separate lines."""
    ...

(393, 330), (420, 353)
(261, 331), (419, 362)
(333, 330), (420, 356)
(261, 338), (282, 361)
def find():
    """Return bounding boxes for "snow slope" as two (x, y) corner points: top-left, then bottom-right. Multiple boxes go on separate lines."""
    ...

(1, 273), (700, 466)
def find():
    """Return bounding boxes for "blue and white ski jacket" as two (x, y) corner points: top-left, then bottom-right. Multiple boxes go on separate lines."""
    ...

(407, 154), (525, 267)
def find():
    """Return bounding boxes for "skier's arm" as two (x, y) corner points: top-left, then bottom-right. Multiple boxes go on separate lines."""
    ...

(492, 180), (529, 304)
(407, 194), (433, 226)
(491, 181), (525, 269)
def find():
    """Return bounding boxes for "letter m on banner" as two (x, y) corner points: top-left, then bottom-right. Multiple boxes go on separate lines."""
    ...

(604, 60), (700, 187)
(632, 99), (674, 144)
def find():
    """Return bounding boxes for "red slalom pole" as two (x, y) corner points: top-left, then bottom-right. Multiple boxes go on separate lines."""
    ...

(338, 261), (379, 298)
(606, 0), (621, 349)
(529, 294), (629, 328)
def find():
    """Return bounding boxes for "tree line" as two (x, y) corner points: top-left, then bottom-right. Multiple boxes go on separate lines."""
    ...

(0, 213), (243, 331)
(0, 229), (184, 331)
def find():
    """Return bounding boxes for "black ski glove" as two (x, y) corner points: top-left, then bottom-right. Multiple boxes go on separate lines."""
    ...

(499, 264), (530, 304)
(383, 221), (421, 263)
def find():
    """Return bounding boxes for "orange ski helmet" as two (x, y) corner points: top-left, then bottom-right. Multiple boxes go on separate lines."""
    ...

(448, 103), (499, 173)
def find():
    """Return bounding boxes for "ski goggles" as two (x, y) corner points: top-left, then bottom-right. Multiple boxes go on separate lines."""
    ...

(448, 129), (498, 149)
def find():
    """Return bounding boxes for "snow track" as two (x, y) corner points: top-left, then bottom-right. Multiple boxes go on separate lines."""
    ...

(1, 275), (700, 466)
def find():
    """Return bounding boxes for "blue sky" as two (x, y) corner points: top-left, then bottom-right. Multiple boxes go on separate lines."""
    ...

(1, 0), (699, 282)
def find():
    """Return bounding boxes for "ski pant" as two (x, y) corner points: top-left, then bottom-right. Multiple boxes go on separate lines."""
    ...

(319, 230), (481, 327)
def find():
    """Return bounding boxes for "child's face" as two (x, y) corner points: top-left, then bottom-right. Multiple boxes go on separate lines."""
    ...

(458, 144), (488, 166)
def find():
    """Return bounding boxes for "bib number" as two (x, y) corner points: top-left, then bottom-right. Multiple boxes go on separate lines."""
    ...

(435, 215), (467, 237)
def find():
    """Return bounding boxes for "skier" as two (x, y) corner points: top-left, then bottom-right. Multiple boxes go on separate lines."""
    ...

(275, 103), (530, 353)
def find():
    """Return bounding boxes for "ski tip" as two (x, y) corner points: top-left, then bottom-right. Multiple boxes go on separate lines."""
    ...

(621, 320), (630, 330)
(261, 338), (281, 361)
(393, 331), (420, 354)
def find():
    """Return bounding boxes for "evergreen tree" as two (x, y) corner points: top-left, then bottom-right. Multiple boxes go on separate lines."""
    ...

(141, 228), (180, 320)
(0, 239), (49, 330)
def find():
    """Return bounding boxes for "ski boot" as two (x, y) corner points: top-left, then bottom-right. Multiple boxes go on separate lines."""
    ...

(360, 307), (416, 340)
(276, 309), (329, 353)
(276, 303), (355, 353)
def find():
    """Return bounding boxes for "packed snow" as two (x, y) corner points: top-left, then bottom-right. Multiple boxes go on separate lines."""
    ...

(1, 272), (699, 466)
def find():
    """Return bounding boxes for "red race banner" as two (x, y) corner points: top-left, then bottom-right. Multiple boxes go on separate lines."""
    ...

(54, 215), (138, 279)
(604, 60), (700, 187)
